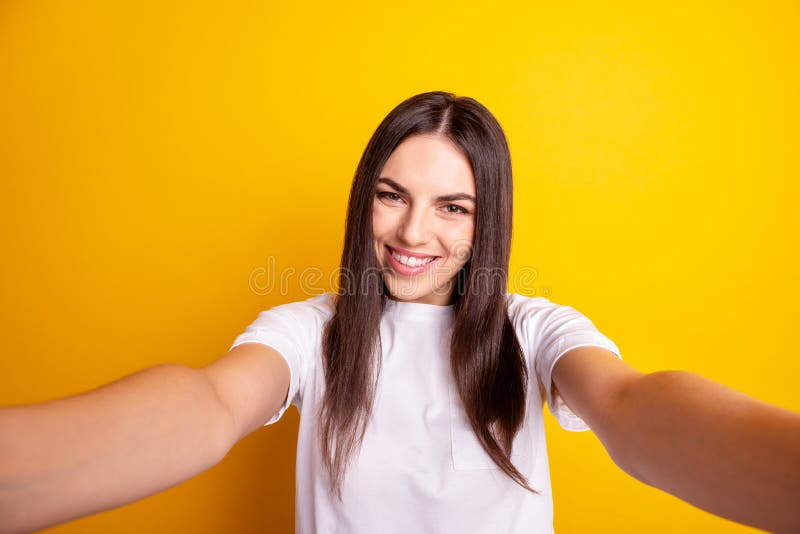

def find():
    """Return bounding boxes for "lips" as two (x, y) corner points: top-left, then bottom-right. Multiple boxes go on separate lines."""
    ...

(384, 245), (440, 275)
(385, 245), (440, 260)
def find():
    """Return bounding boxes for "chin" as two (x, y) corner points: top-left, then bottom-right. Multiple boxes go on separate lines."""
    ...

(385, 281), (451, 303)
(383, 280), (422, 299)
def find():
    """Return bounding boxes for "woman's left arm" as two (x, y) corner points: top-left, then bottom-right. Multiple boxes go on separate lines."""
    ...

(552, 347), (800, 534)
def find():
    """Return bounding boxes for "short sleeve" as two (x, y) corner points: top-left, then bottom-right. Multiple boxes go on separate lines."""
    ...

(228, 300), (321, 426)
(534, 303), (622, 432)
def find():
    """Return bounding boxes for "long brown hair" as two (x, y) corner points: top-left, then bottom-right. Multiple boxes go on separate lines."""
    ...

(318, 91), (537, 498)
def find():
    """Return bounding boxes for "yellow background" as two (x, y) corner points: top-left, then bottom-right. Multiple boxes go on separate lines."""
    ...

(1, 1), (797, 532)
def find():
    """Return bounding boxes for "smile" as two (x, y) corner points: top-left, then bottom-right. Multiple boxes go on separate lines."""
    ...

(385, 246), (440, 275)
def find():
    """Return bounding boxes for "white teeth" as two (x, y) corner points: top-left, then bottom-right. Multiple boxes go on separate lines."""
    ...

(390, 249), (435, 267)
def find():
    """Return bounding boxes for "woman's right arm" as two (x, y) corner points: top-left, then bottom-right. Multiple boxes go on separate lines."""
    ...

(0, 343), (290, 533)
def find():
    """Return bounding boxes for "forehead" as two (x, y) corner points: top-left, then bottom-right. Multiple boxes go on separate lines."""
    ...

(380, 134), (476, 195)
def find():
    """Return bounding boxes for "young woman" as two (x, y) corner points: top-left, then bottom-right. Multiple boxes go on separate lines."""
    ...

(1, 92), (798, 533)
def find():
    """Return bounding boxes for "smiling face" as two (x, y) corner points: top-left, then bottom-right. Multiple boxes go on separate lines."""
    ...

(372, 134), (477, 305)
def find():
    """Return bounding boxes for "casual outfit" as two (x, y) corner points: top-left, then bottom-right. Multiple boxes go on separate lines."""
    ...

(229, 292), (622, 534)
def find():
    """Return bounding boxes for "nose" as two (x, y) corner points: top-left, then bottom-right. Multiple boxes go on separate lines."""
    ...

(396, 203), (434, 247)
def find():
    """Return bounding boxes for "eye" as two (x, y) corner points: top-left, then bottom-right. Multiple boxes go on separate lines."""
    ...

(376, 191), (402, 202)
(443, 204), (469, 215)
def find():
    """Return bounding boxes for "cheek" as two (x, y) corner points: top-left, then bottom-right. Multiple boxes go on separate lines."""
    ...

(371, 202), (384, 235)
(444, 222), (475, 261)
(371, 204), (398, 236)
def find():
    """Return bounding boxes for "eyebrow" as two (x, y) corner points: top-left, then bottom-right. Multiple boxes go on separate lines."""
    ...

(377, 177), (476, 203)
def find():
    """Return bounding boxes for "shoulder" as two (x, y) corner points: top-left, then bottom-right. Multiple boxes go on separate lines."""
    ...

(506, 292), (600, 325)
(230, 293), (337, 367)
(506, 292), (558, 317)
(271, 291), (336, 316)
(505, 292), (569, 331)
(505, 292), (615, 356)
(248, 292), (336, 331)
(505, 293), (561, 359)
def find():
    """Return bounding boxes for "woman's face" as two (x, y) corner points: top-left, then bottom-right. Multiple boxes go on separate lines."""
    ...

(372, 134), (476, 305)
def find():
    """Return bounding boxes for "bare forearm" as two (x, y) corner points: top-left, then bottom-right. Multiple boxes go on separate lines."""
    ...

(0, 364), (234, 533)
(609, 370), (800, 533)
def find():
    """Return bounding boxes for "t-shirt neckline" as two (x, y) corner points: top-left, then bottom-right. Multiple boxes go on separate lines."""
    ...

(383, 297), (455, 322)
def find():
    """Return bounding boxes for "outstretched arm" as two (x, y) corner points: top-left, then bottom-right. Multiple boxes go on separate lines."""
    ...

(552, 346), (800, 534)
(0, 340), (290, 533)
(0, 364), (234, 533)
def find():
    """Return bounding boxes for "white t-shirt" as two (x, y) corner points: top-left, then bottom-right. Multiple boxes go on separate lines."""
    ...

(229, 292), (622, 534)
